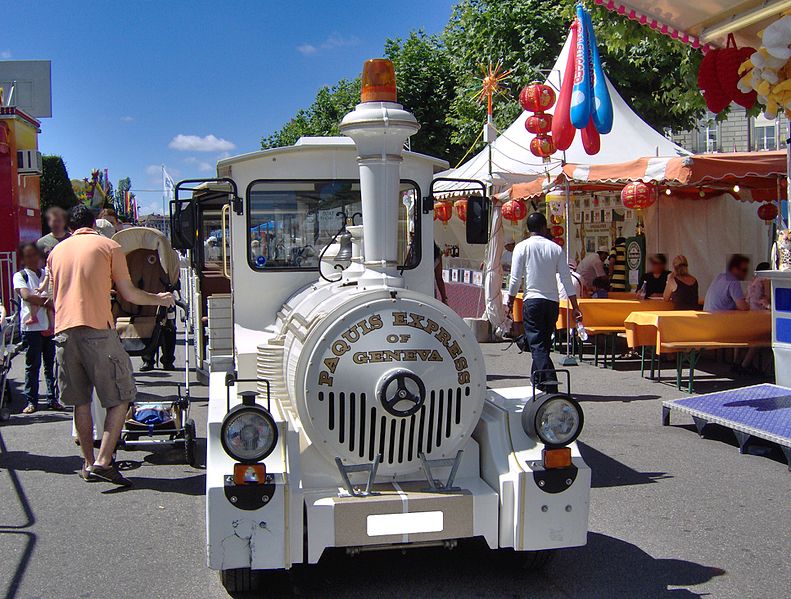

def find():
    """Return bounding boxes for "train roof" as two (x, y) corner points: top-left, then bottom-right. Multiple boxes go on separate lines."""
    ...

(216, 136), (449, 173)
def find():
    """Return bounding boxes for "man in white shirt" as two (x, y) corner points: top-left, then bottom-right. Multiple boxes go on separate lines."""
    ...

(507, 213), (582, 390)
(558, 259), (583, 301)
(576, 246), (609, 290)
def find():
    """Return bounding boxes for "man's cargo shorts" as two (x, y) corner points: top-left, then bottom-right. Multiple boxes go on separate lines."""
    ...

(54, 327), (137, 409)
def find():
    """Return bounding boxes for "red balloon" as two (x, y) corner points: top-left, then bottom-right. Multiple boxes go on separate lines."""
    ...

(525, 113), (553, 135)
(621, 181), (656, 210)
(530, 134), (556, 158)
(581, 116), (600, 155)
(502, 199), (527, 224)
(757, 202), (779, 222)
(434, 201), (453, 223)
(454, 198), (468, 222)
(520, 83), (556, 113)
(553, 20), (578, 151)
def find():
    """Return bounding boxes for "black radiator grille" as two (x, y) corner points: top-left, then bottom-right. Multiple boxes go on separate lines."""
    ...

(317, 386), (470, 465)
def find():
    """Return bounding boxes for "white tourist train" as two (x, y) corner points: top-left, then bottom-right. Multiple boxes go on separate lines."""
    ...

(170, 59), (591, 593)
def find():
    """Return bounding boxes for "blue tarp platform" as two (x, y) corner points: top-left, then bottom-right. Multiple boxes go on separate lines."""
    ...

(662, 384), (791, 471)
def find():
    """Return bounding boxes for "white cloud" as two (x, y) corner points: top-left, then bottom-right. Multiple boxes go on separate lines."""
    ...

(297, 44), (317, 56)
(120, 115), (134, 123)
(296, 33), (359, 56)
(0, 50), (11, 59)
(168, 134), (235, 152)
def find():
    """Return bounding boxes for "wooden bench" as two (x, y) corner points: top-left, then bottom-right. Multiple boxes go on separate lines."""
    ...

(659, 341), (772, 393)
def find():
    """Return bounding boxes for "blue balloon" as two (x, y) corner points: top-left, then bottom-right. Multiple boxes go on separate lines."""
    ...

(586, 9), (613, 134)
(570, 3), (593, 130)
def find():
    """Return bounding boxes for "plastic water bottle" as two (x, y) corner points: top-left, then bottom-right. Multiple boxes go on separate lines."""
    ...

(576, 321), (589, 342)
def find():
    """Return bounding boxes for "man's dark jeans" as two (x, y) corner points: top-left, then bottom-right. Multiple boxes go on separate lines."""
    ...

(21, 331), (56, 406)
(522, 298), (559, 389)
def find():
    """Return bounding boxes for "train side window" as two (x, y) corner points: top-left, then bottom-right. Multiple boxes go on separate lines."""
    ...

(246, 179), (420, 271)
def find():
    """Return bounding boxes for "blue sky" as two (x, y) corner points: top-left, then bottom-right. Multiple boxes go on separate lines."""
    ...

(6, 0), (454, 215)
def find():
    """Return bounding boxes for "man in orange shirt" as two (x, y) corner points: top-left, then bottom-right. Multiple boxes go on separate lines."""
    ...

(48, 205), (175, 486)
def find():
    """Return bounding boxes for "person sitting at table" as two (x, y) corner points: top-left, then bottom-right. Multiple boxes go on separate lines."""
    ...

(577, 246), (608, 291)
(747, 262), (772, 311)
(637, 254), (669, 298)
(663, 255), (699, 310)
(703, 254), (749, 312)
(590, 276), (610, 299)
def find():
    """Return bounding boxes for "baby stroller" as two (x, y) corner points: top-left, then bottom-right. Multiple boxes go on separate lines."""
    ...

(0, 305), (21, 422)
(110, 227), (196, 465)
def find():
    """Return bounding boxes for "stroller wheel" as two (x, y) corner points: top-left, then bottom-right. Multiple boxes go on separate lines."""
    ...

(184, 418), (197, 466)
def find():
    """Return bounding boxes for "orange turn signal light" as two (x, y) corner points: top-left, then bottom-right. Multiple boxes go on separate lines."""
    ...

(542, 447), (572, 469)
(233, 463), (266, 485)
(361, 59), (397, 103)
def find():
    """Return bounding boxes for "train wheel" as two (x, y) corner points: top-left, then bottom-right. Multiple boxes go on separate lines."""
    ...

(521, 549), (555, 571)
(184, 418), (197, 466)
(220, 567), (256, 593)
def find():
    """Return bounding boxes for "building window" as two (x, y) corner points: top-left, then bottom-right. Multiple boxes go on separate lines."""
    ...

(696, 120), (719, 153)
(755, 124), (777, 151)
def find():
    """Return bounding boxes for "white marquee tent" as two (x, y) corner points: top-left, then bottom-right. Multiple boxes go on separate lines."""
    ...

(435, 34), (689, 195)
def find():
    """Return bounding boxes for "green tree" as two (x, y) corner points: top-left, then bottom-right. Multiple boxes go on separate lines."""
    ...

(39, 155), (77, 228)
(385, 31), (462, 161)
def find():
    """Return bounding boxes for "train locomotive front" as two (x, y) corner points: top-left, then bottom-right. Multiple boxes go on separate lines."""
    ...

(199, 59), (591, 593)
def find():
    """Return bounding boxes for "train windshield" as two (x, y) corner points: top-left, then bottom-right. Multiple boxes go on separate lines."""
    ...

(246, 179), (419, 271)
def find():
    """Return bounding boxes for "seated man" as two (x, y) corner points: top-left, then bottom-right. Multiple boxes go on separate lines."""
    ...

(703, 254), (750, 312)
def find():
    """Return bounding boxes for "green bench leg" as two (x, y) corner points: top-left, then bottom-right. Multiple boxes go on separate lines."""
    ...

(676, 352), (682, 390)
(594, 337), (599, 366)
(649, 347), (656, 380)
(640, 345), (646, 377)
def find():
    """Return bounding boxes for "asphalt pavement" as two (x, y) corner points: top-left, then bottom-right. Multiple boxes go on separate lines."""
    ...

(1, 336), (789, 599)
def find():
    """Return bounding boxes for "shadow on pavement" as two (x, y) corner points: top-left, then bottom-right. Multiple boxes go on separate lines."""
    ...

(101, 472), (205, 496)
(0, 449), (82, 476)
(242, 533), (724, 599)
(574, 393), (660, 403)
(0, 430), (38, 599)
(579, 442), (672, 487)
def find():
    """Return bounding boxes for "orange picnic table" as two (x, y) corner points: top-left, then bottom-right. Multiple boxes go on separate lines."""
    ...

(624, 310), (772, 392)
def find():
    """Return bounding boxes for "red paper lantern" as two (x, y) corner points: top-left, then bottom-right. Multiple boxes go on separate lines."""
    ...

(454, 198), (468, 222)
(525, 113), (553, 135)
(621, 181), (656, 210)
(552, 237), (565, 247)
(502, 199), (527, 224)
(757, 202), (779, 222)
(434, 201), (453, 223)
(519, 82), (556, 112)
(551, 225), (565, 238)
(530, 135), (556, 158)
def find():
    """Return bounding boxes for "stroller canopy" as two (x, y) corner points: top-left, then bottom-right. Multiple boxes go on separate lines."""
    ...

(112, 227), (180, 287)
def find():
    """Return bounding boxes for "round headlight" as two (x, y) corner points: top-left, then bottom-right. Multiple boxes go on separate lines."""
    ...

(220, 405), (278, 463)
(522, 393), (583, 448)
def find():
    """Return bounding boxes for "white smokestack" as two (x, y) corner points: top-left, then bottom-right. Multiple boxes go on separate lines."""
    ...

(339, 60), (419, 279)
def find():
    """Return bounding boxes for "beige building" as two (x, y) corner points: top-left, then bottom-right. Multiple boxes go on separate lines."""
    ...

(670, 104), (788, 154)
